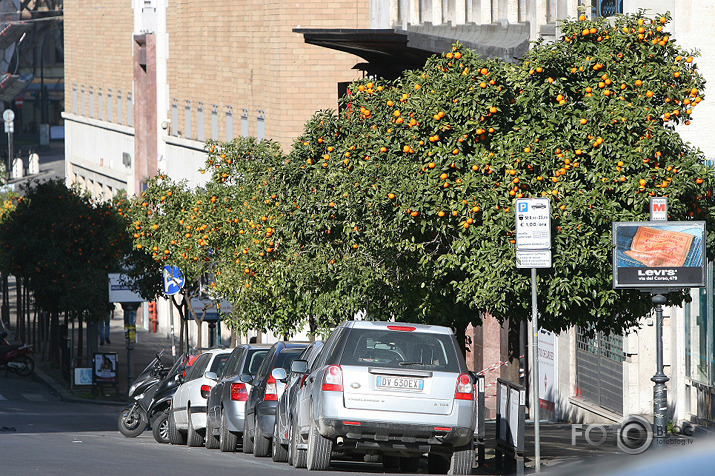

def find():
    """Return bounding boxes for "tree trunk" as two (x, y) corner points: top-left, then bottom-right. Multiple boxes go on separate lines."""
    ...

(49, 310), (59, 365)
(77, 313), (84, 360)
(15, 277), (23, 341)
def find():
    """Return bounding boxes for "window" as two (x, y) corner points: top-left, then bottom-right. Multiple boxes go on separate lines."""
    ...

(209, 353), (231, 378)
(594, 0), (622, 18)
(245, 349), (268, 376)
(186, 353), (211, 381)
(340, 329), (460, 372)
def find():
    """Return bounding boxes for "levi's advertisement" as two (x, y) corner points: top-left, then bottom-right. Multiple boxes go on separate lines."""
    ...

(612, 221), (706, 289)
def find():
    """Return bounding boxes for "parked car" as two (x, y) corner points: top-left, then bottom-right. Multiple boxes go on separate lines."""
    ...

(204, 343), (271, 451)
(293, 321), (477, 474)
(168, 348), (232, 446)
(243, 341), (309, 457)
(273, 341), (324, 464)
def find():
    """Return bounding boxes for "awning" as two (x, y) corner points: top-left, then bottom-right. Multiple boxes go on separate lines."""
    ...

(0, 73), (28, 102)
(294, 23), (530, 79)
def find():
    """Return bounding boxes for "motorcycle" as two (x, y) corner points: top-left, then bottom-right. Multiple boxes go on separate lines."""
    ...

(118, 350), (197, 440)
(118, 350), (167, 438)
(147, 351), (198, 443)
(0, 331), (34, 377)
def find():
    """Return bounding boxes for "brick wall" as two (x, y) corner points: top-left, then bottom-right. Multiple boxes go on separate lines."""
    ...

(64, 0), (134, 123)
(166, 0), (371, 150)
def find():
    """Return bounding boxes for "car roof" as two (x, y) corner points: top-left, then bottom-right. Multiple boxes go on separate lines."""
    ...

(341, 320), (454, 335)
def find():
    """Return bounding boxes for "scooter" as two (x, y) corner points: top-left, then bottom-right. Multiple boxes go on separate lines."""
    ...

(118, 350), (167, 438)
(147, 351), (198, 443)
(0, 331), (34, 377)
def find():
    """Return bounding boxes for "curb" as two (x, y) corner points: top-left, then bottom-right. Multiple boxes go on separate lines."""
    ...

(33, 365), (127, 406)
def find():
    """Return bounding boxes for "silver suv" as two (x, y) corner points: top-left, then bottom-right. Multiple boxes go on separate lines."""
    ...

(293, 320), (476, 474)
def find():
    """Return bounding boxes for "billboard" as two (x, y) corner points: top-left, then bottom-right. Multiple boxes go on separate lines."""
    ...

(612, 221), (706, 289)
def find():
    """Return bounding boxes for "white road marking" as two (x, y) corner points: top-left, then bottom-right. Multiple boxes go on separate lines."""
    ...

(22, 393), (46, 401)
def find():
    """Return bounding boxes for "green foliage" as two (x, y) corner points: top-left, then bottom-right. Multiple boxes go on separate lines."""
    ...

(126, 12), (714, 338)
(0, 179), (130, 320)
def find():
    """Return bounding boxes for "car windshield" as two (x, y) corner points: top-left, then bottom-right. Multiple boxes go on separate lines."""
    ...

(340, 329), (460, 372)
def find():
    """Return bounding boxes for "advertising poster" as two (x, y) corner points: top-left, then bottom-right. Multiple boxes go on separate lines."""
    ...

(94, 352), (118, 383)
(537, 329), (558, 415)
(612, 221), (706, 289)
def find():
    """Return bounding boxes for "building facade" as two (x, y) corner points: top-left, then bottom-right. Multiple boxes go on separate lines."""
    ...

(63, 0), (715, 426)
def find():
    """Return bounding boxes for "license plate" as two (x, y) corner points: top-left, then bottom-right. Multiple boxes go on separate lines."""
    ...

(376, 376), (424, 391)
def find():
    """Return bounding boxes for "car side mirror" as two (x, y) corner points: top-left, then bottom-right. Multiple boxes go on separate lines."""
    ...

(271, 367), (287, 382)
(175, 373), (184, 384)
(291, 359), (308, 374)
(238, 373), (253, 384)
(205, 371), (218, 381)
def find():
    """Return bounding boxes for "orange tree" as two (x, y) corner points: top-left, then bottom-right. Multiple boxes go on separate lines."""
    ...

(200, 137), (329, 338)
(125, 175), (223, 348)
(0, 179), (131, 359)
(280, 11), (713, 337)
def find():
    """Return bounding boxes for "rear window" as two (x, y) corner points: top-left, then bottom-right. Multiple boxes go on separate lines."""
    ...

(244, 349), (268, 375)
(274, 349), (304, 371)
(339, 329), (460, 372)
(210, 353), (231, 377)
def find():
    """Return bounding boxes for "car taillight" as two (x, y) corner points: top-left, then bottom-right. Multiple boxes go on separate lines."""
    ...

(387, 325), (416, 332)
(201, 384), (212, 399)
(322, 365), (343, 392)
(454, 373), (473, 400)
(230, 383), (248, 401)
(265, 374), (278, 401)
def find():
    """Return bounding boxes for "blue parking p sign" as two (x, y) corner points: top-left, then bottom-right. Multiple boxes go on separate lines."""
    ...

(163, 265), (185, 295)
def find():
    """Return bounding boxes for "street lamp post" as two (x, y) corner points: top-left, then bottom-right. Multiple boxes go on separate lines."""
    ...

(651, 293), (669, 447)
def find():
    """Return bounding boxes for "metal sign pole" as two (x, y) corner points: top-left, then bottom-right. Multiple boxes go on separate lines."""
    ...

(651, 293), (668, 446)
(532, 267), (541, 472)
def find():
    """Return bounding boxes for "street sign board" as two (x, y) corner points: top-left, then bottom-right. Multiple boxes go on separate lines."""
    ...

(516, 250), (552, 268)
(108, 273), (144, 302)
(515, 198), (551, 250)
(163, 265), (185, 295)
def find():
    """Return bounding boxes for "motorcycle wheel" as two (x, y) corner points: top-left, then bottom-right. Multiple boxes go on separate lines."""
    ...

(152, 411), (170, 444)
(118, 404), (147, 438)
(13, 355), (34, 377)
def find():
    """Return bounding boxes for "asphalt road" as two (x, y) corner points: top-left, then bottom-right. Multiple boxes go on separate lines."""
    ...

(0, 372), (413, 476)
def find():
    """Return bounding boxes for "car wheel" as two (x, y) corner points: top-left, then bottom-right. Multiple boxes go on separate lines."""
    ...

(205, 413), (220, 449)
(449, 440), (475, 475)
(292, 421), (307, 469)
(242, 415), (254, 453)
(186, 408), (205, 447)
(151, 411), (170, 444)
(168, 410), (187, 445)
(306, 417), (332, 471)
(219, 409), (238, 452)
(272, 420), (288, 462)
(253, 415), (271, 457)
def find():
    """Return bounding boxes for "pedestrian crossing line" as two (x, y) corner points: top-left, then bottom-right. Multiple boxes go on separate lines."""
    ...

(22, 393), (46, 401)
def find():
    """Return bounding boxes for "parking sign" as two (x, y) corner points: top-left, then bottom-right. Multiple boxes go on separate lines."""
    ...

(515, 198), (551, 250)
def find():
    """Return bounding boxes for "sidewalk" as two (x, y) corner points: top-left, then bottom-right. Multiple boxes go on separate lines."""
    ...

(34, 316), (175, 405)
